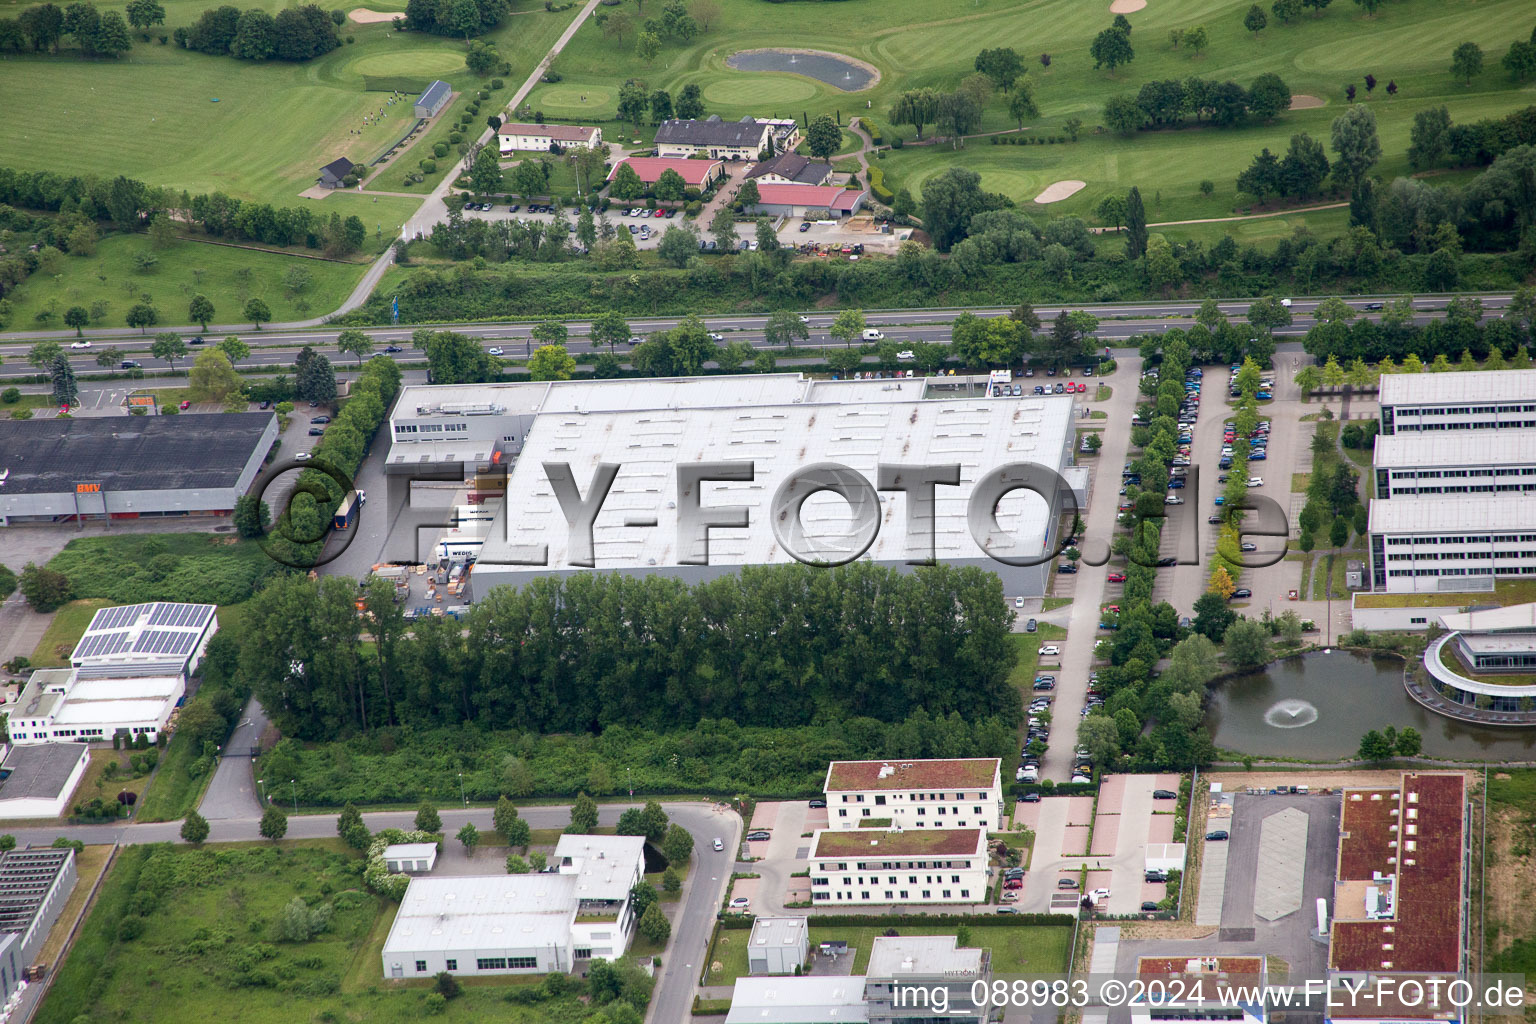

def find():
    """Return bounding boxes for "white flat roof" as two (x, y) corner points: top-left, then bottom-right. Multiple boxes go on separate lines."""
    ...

(52, 698), (174, 726)
(866, 935), (984, 978)
(382, 874), (577, 956)
(725, 976), (870, 1024)
(1439, 603), (1536, 633)
(384, 843), (439, 859)
(479, 397), (1071, 569)
(749, 916), (808, 950)
(1375, 430), (1536, 469)
(67, 676), (180, 702)
(553, 834), (646, 902)
(394, 374), (814, 422)
(1368, 494), (1535, 535)
(1379, 368), (1536, 407)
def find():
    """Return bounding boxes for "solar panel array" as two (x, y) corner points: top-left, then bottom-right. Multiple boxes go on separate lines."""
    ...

(146, 603), (215, 628)
(74, 602), (216, 665)
(87, 603), (150, 631)
(73, 630), (135, 660)
(131, 629), (200, 657)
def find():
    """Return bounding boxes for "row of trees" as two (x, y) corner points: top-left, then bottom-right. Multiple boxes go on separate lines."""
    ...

(237, 562), (1020, 741)
(177, 3), (340, 60)
(1298, 291), (1536, 363)
(0, 166), (371, 257)
(1407, 103), (1536, 171)
(1105, 73), (1293, 135)
(0, 1), (133, 56)
(612, 80), (705, 131)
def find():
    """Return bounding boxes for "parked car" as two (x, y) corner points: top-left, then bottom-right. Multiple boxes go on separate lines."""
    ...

(1152, 789), (1177, 800)
(799, 222), (810, 232)
(1107, 572), (1126, 583)
(1025, 618), (1037, 632)
(308, 427), (325, 436)
(996, 906), (1020, 914)
(294, 452), (312, 461)
(1141, 901), (1161, 912)
(809, 798), (826, 808)
(730, 896), (750, 909)
(745, 831), (771, 842)
(310, 415), (330, 424)
(1232, 588), (1252, 599)
(1057, 877), (1080, 889)
(179, 400), (191, 410)
(1056, 563), (1077, 575)
(1206, 830), (1229, 841)
(713, 838), (724, 851)
(1020, 792), (1041, 802)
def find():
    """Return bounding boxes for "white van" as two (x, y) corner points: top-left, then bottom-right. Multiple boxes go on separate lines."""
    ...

(861, 329), (885, 341)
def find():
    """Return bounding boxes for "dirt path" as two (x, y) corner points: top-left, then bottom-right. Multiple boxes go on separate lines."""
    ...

(1090, 201), (1349, 233)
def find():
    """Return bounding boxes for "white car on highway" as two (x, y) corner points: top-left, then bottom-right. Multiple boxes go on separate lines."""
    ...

(70, 340), (92, 349)
(487, 347), (504, 356)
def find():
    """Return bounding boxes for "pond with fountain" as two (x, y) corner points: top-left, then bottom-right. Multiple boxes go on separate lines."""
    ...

(725, 49), (877, 92)
(1207, 650), (1536, 761)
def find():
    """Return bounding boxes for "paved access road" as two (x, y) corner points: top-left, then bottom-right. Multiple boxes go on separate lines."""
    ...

(9, 799), (737, 1024)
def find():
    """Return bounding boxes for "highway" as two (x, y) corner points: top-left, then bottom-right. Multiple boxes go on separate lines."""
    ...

(0, 292), (1515, 381)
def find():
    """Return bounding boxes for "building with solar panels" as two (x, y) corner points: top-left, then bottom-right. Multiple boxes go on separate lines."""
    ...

(4, 603), (218, 746)
(0, 413), (277, 525)
(0, 846), (77, 984)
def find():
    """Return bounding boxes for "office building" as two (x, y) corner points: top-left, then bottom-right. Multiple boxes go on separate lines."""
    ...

(809, 828), (988, 906)
(824, 759), (1003, 831)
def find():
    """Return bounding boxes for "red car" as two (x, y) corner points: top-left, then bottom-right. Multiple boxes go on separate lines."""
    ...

(179, 400), (191, 410)
(1107, 572), (1126, 583)
(1003, 878), (1023, 890)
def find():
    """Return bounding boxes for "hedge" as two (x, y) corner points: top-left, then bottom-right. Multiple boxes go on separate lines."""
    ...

(1011, 781), (1097, 797)
(863, 119), (883, 145)
(868, 166), (893, 204)
(723, 911), (1073, 929)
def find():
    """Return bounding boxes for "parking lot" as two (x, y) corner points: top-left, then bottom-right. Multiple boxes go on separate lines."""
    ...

(1130, 789), (1341, 984)
(1014, 774), (1183, 917)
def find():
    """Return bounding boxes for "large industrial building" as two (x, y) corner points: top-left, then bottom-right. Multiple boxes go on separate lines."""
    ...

(1325, 773), (1467, 1024)
(1372, 431), (1536, 500)
(823, 758), (1003, 832)
(381, 374), (1081, 599)
(4, 602), (218, 745)
(0, 744), (89, 819)
(1365, 495), (1536, 593)
(0, 413), (277, 525)
(0, 846), (78, 993)
(1377, 368), (1536, 434)
(380, 834), (645, 978)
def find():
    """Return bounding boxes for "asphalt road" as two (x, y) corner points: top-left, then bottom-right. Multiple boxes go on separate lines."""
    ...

(0, 293), (1515, 380)
(12, 799), (736, 1024)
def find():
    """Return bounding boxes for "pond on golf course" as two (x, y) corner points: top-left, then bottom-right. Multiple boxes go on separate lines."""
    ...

(726, 49), (875, 91)
(1206, 650), (1536, 761)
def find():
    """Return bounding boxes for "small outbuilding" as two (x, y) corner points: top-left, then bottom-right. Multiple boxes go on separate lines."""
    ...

(384, 842), (439, 874)
(744, 183), (868, 219)
(414, 80), (452, 119)
(747, 917), (808, 975)
(0, 743), (89, 819)
(316, 157), (356, 190)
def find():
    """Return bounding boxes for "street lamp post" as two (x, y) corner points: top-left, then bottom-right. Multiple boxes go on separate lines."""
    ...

(256, 778), (265, 804)
(459, 772), (467, 807)
(290, 779), (298, 815)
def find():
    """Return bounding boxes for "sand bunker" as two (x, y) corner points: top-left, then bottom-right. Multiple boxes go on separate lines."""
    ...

(1109, 0), (1147, 12)
(1034, 180), (1086, 204)
(1290, 94), (1325, 110)
(349, 8), (397, 22)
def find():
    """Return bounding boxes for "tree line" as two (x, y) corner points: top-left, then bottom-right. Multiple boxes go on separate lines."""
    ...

(1299, 292), (1535, 363)
(236, 562), (1020, 741)
(0, 1), (133, 56)
(401, 0), (510, 38)
(175, 3), (340, 61)
(0, 166), (371, 257)
(1106, 73), (1293, 135)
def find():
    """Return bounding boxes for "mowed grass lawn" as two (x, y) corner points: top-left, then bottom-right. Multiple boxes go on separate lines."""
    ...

(526, 0), (1536, 222)
(4, 231), (379, 330)
(28, 598), (113, 668)
(0, 0), (572, 206)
